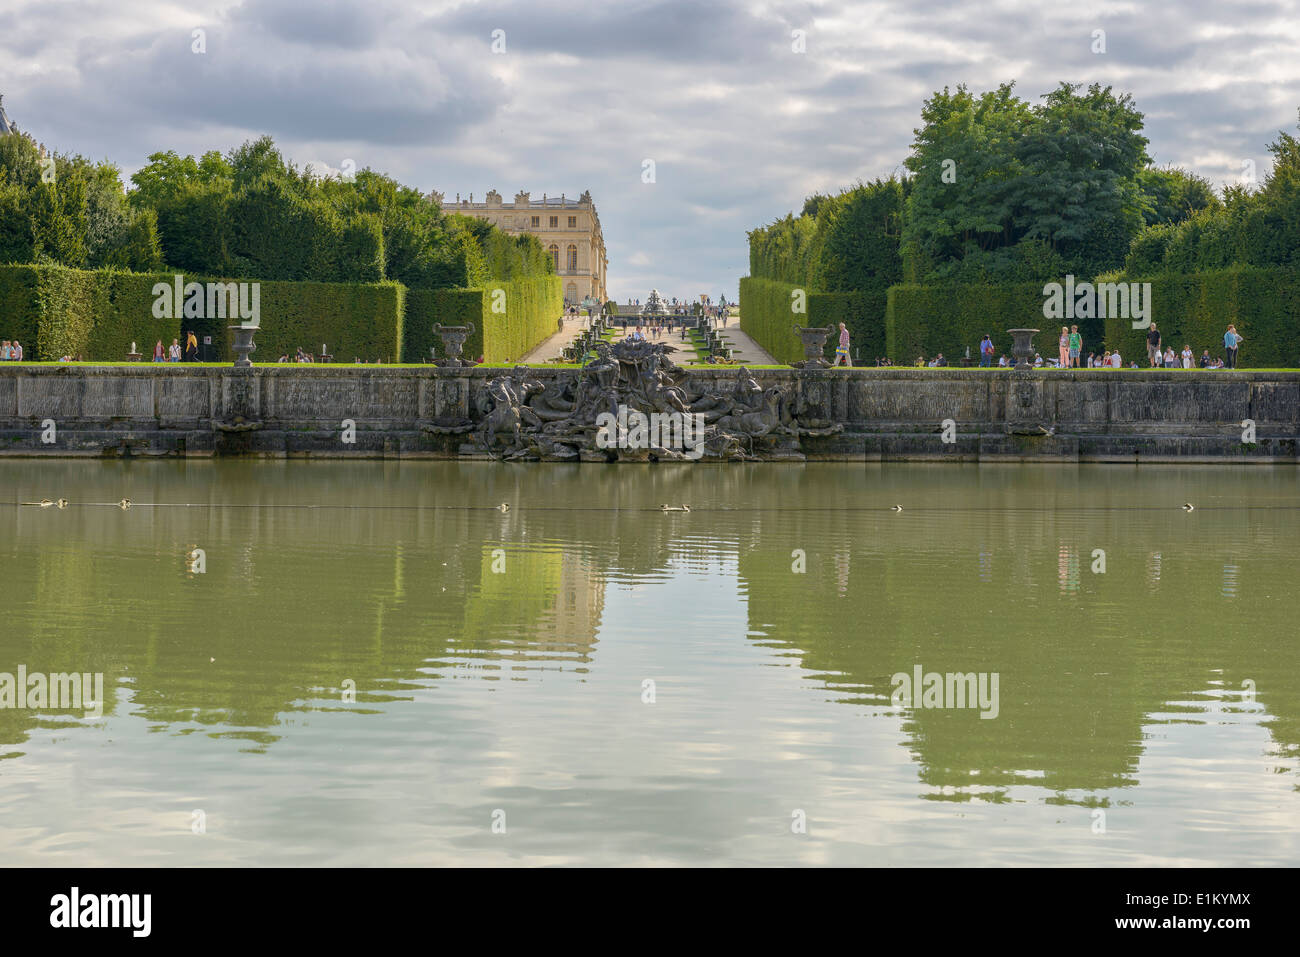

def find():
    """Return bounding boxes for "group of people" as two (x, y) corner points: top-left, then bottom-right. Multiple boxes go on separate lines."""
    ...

(150, 332), (199, 362)
(1, 340), (24, 360)
(277, 348), (320, 363)
(966, 323), (1246, 370)
(1143, 322), (1244, 369)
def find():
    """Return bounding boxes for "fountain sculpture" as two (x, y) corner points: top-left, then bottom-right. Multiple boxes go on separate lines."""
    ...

(467, 337), (841, 462)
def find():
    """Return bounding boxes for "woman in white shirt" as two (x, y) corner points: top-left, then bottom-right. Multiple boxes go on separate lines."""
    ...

(1181, 345), (1192, 368)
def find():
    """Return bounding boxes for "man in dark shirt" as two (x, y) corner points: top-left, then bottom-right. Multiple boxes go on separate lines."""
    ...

(1146, 324), (1162, 366)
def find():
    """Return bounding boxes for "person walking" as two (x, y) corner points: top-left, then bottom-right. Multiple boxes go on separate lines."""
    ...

(1068, 325), (1082, 368)
(1181, 344), (1193, 369)
(832, 322), (851, 367)
(1058, 326), (1069, 369)
(10, 340), (21, 361)
(979, 335), (994, 367)
(1224, 324), (1243, 368)
(1146, 322), (1162, 366)
(184, 330), (198, 362)
(168, 338), (181, 362)
(153, 339), (165, 362)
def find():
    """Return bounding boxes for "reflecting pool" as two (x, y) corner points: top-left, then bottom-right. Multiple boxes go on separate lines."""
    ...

(1, 460), (1296, 865)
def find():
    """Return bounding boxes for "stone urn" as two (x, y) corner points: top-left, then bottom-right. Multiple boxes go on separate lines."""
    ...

(1008, 328), (1039, 370)
(433, 322), (476, 367)
(229, 325), (257, 368)
(791, 324), (833, 368)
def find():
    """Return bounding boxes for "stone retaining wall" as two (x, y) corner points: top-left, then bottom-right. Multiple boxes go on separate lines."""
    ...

(0, 365), (1296, 462)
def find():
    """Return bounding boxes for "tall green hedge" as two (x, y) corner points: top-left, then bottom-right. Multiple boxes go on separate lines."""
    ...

(404, 276), (562, 363)
(0, 266), (41, 355)
(885, 281), (1074, 363)
(0, 265), (180, 360)
(0, 264), (406, 361)
(1102, 266), (1300, 368)
(886, 267), (1300, 368)
(740, 276), (885, 364)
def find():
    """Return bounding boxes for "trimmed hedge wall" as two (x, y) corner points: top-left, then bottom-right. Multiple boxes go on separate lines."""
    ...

(0, 265), (181, 360)
(740, 276), (885, 364)
(885, 281), (1103, 364)
(0, 265), (406, 361)
(1102, 266), (1300, 368)
(0, 266), (41, 356)
(888, 267), (1300, 368)
(404, 276), (562, 363)
(235, 280), (404, 362)
(1, 265), (558, 363)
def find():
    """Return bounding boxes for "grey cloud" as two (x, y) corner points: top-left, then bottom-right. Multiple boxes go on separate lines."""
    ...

(2, 0), (1299, 301)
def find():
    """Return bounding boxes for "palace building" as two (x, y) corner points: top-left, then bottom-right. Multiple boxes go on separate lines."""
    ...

(0, 94), (18, 136)
(435, 189), (608, 304)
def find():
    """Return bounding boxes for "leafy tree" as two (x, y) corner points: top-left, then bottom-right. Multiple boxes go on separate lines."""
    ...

(1138, 166), (1219, 226)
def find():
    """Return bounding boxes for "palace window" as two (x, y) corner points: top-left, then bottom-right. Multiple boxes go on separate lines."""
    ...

(568, 216), (577, 228)
(549, 216), (558, 228)
(531, 216), (539, 227)
(567, 245), (578, 271)
(549, 244), (559, 271)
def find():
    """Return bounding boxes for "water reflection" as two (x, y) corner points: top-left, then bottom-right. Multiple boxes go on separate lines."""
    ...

(1, 460), (1297, 863)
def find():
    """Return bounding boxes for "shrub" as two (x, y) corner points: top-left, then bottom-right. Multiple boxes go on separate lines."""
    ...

(885, 280), (1064, 363)
(740, 277), (885, 364)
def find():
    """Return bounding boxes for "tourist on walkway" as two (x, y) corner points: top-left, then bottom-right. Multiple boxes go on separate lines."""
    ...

(1224, 325), (1243, 368)
(153, 340), (165, 362)
(1146, 323), (1162, 366)
(1200, 349), (1212, 368)
(168, 339), (181, 362)
(184, 330), (198, 362)
(1163, 346), (1176, 368)
(1058, 327), (1069, 368)
(1181, 345), (1193, 369)
(979, 335), (994, 366)
(0, 340), (10, 360)
(832, 323), (851, 367)
(1068, 325), (1081, 367)
(1110, 349), (1123, 368)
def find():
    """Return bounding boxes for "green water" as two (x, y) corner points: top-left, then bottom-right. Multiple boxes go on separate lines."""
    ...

(0, 460), (1296, 866)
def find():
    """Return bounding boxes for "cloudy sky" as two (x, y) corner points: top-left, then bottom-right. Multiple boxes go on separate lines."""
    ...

(3, 0), (1298, 300)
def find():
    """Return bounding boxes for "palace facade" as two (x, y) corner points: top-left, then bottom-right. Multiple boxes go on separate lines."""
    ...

(435, 189), (608, 304)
